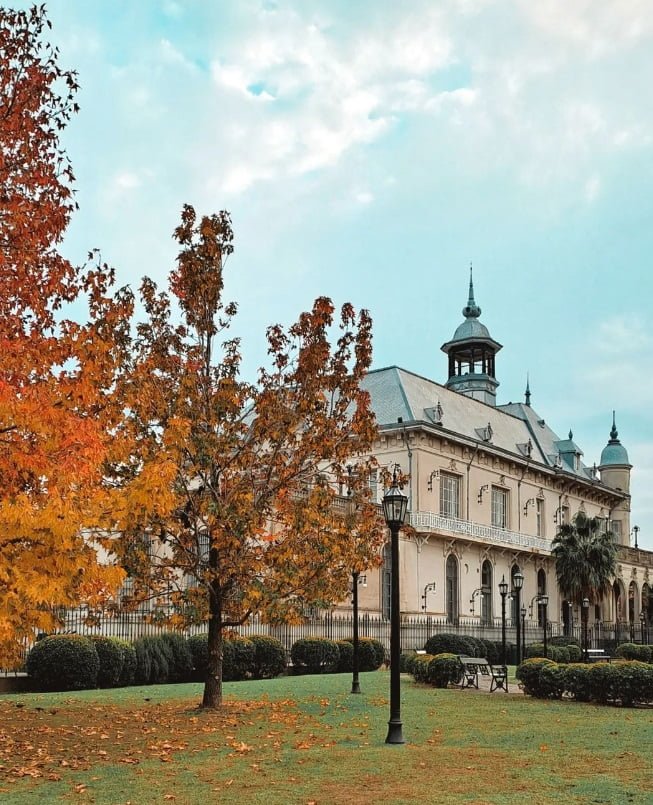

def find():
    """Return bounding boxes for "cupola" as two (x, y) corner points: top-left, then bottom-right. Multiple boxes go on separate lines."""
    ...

(440, 267), (502, 405)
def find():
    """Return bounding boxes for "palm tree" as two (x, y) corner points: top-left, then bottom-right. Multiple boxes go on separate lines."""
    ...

(552, 512), (617, 605)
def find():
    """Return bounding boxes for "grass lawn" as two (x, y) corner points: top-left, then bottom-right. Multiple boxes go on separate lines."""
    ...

(1, 671), (652, 804)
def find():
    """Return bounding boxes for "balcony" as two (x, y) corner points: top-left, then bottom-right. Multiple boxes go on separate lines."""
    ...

(409, 511), (551, 553)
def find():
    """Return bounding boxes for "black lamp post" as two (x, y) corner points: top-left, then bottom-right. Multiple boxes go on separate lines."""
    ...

(513, 570), (524, 665)
(382, 468), (408, 745)
(499, 576), (508, 666)
(582, 597), (590, 662)
(640, 611), (646, 645)
(540, 593), (549, 657)
(351, 570), (361, 694)
(521, 605), (527, 659)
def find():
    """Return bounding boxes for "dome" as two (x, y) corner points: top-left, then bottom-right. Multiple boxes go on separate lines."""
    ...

(452, 318), (491, 342)
(599, 413), (630, 467)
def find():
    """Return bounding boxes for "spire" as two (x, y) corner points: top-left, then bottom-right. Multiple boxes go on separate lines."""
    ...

(525, 373), (531, 406)
(568, 429), (573, 440)
(462, 263), (481, 319)
(610, 410), (618, 441)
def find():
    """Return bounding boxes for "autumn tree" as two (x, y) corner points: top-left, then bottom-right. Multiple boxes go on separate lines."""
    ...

(112, 205), (384, 708)
(0, 5), (133, 665)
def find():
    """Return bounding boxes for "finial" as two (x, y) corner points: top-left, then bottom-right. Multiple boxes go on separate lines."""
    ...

(462, 263), (481, 319)
(525, 373), (531, 406)
(610, 410), (618, 441)
(568, 429), (573, 441)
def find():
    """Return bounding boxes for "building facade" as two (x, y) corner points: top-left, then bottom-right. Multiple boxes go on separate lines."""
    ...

(350, 274), (653, 638)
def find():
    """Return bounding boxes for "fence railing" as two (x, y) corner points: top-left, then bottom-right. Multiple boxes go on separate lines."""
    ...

(3, 607), (647, 675)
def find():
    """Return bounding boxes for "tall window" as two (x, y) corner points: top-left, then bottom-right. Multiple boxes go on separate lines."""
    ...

(440, 473), (461, 519)
(369, 470), (379, 504)
(610, 519), (622, 539)
(491, 487), (509, 529)
(481, 560), (493, 625)
(536, 498), (544, 537)
(381, 544), (391, 620)
(510, 564), (520, 623)
(537, 569), (547, 627)
(445, 554), (459, 624)
(559, 505), (569, 525)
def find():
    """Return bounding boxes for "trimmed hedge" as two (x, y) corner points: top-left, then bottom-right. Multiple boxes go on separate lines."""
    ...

(336, 640), (354, 672)
(525, 642), (582, 663)
(91, 636), (125, 687)
(26, 635), (100, 691)
(115, 638), (137, 686)
(223, 636), (255, 681)
(401, 651), (419, 675)
(249, 635), (287, 679)
(340, 638), (385, 671)
(411, 654), (436, 683)
(161, 633), (194, 682)
(133, 636), (174, 684)
(424, 633), (477, 657)
(290, 638), (340, 674)
(428, 653), (460, 688)
(615, 642), (652, 662)
(517, 658), (653, 706)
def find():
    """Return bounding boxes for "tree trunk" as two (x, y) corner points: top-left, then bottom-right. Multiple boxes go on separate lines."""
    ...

(202, 582), (223, 708)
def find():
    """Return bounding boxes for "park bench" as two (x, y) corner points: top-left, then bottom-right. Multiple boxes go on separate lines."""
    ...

(586, 649), (610, 662)
(458, 656), (509, 693)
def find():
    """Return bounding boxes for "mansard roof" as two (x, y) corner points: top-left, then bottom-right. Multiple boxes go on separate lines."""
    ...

(363, 366), (600, 482)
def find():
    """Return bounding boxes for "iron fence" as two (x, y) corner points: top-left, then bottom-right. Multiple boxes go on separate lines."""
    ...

(2, 606), (647, 675)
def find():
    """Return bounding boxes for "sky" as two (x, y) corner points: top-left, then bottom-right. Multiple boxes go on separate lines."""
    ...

(16, 0), (653, 548)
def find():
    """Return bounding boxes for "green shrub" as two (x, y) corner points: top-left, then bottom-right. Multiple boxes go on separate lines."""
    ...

(223, 636), (255, 681)
(187, 633), (208, 679)
(565, 663), (592, 702)
(249, 635), (287, 679)
(549, 645), (570, 664)
(588, 662), (621, 705)
(479, 638), (500, 664)
(538, 663), (567, 699)
(336, 640), (354, 672)
(411, 654), (436, 683)
(400, 651), (417, 673)
(615, 643), (652, 662)
(515, 657), (555, 696)
(549, 635), (580, 647)
(90, 636), (125, 687)
(611, 660), (651, 706)
(161, 633), (194, 682)
(427, 653), (460, 688)
(566, 644), (582, 663)
(115, 639), (137, 686)
(133, 636), (173, 684)
(341, 638), (385, 671)
(526, 642), (546, 659)
(424, 633), (476, 657)
(291, 638), (340, 674)
(26, 635), (100, 691)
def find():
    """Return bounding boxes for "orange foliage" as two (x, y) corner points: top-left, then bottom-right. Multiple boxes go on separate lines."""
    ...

(114, 204), (384, 706)
(0, 6), (133, 666)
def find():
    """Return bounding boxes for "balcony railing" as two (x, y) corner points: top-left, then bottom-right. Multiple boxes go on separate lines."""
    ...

(409, 511), (551, 553)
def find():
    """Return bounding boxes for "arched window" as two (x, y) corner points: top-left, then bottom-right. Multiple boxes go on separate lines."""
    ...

(381, 544), (391, 621)
(642, 584), (651, 625)
(481, 560), (492, 625)
(446, 554), (459, 625)
(628, 581), (637, 623)
(537, 569), (547, 627)
(510, 564), (521, 624)
(613, 580), (623, 621)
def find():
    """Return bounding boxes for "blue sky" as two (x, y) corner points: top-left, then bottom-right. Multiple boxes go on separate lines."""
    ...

(23, 0), (653, 547)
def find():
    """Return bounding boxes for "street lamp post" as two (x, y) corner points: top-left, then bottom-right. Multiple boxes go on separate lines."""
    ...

(351, 570), (361, 694)
(513, 571), (524, 665)
(540, 594), (549, 657)
(582, 597), (590, 662)
(640, 611), (646, 645)
(382, 468), (408, 745)
(499, 576), (508, 666)
(521, 605), (527, 659)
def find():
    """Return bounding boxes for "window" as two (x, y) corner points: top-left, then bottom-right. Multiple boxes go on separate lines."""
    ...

(369, 470), (379, 504)
(481, 560), (492, 625)
(558, 505), (569, 526)
(381, 544), (391, 620)
(536, 498), (544, 537)
(537, 569), (547, 627)
(445, 554), (459, 624)
(610, 519), (622, 539)
(440, 472), (461, 518)
(491, 486), (509, 529)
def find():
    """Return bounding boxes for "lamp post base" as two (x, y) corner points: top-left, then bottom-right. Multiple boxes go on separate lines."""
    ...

(385, 719), (405, 745)
(351, 679), (361, 694)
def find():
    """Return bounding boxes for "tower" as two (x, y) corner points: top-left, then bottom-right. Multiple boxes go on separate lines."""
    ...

(598, 412), (632, 545)
(440, 268), (502, 405)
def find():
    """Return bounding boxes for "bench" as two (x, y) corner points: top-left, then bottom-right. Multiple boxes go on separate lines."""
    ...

(458, 656), (509, 693)
(586, 649), (610, 662)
